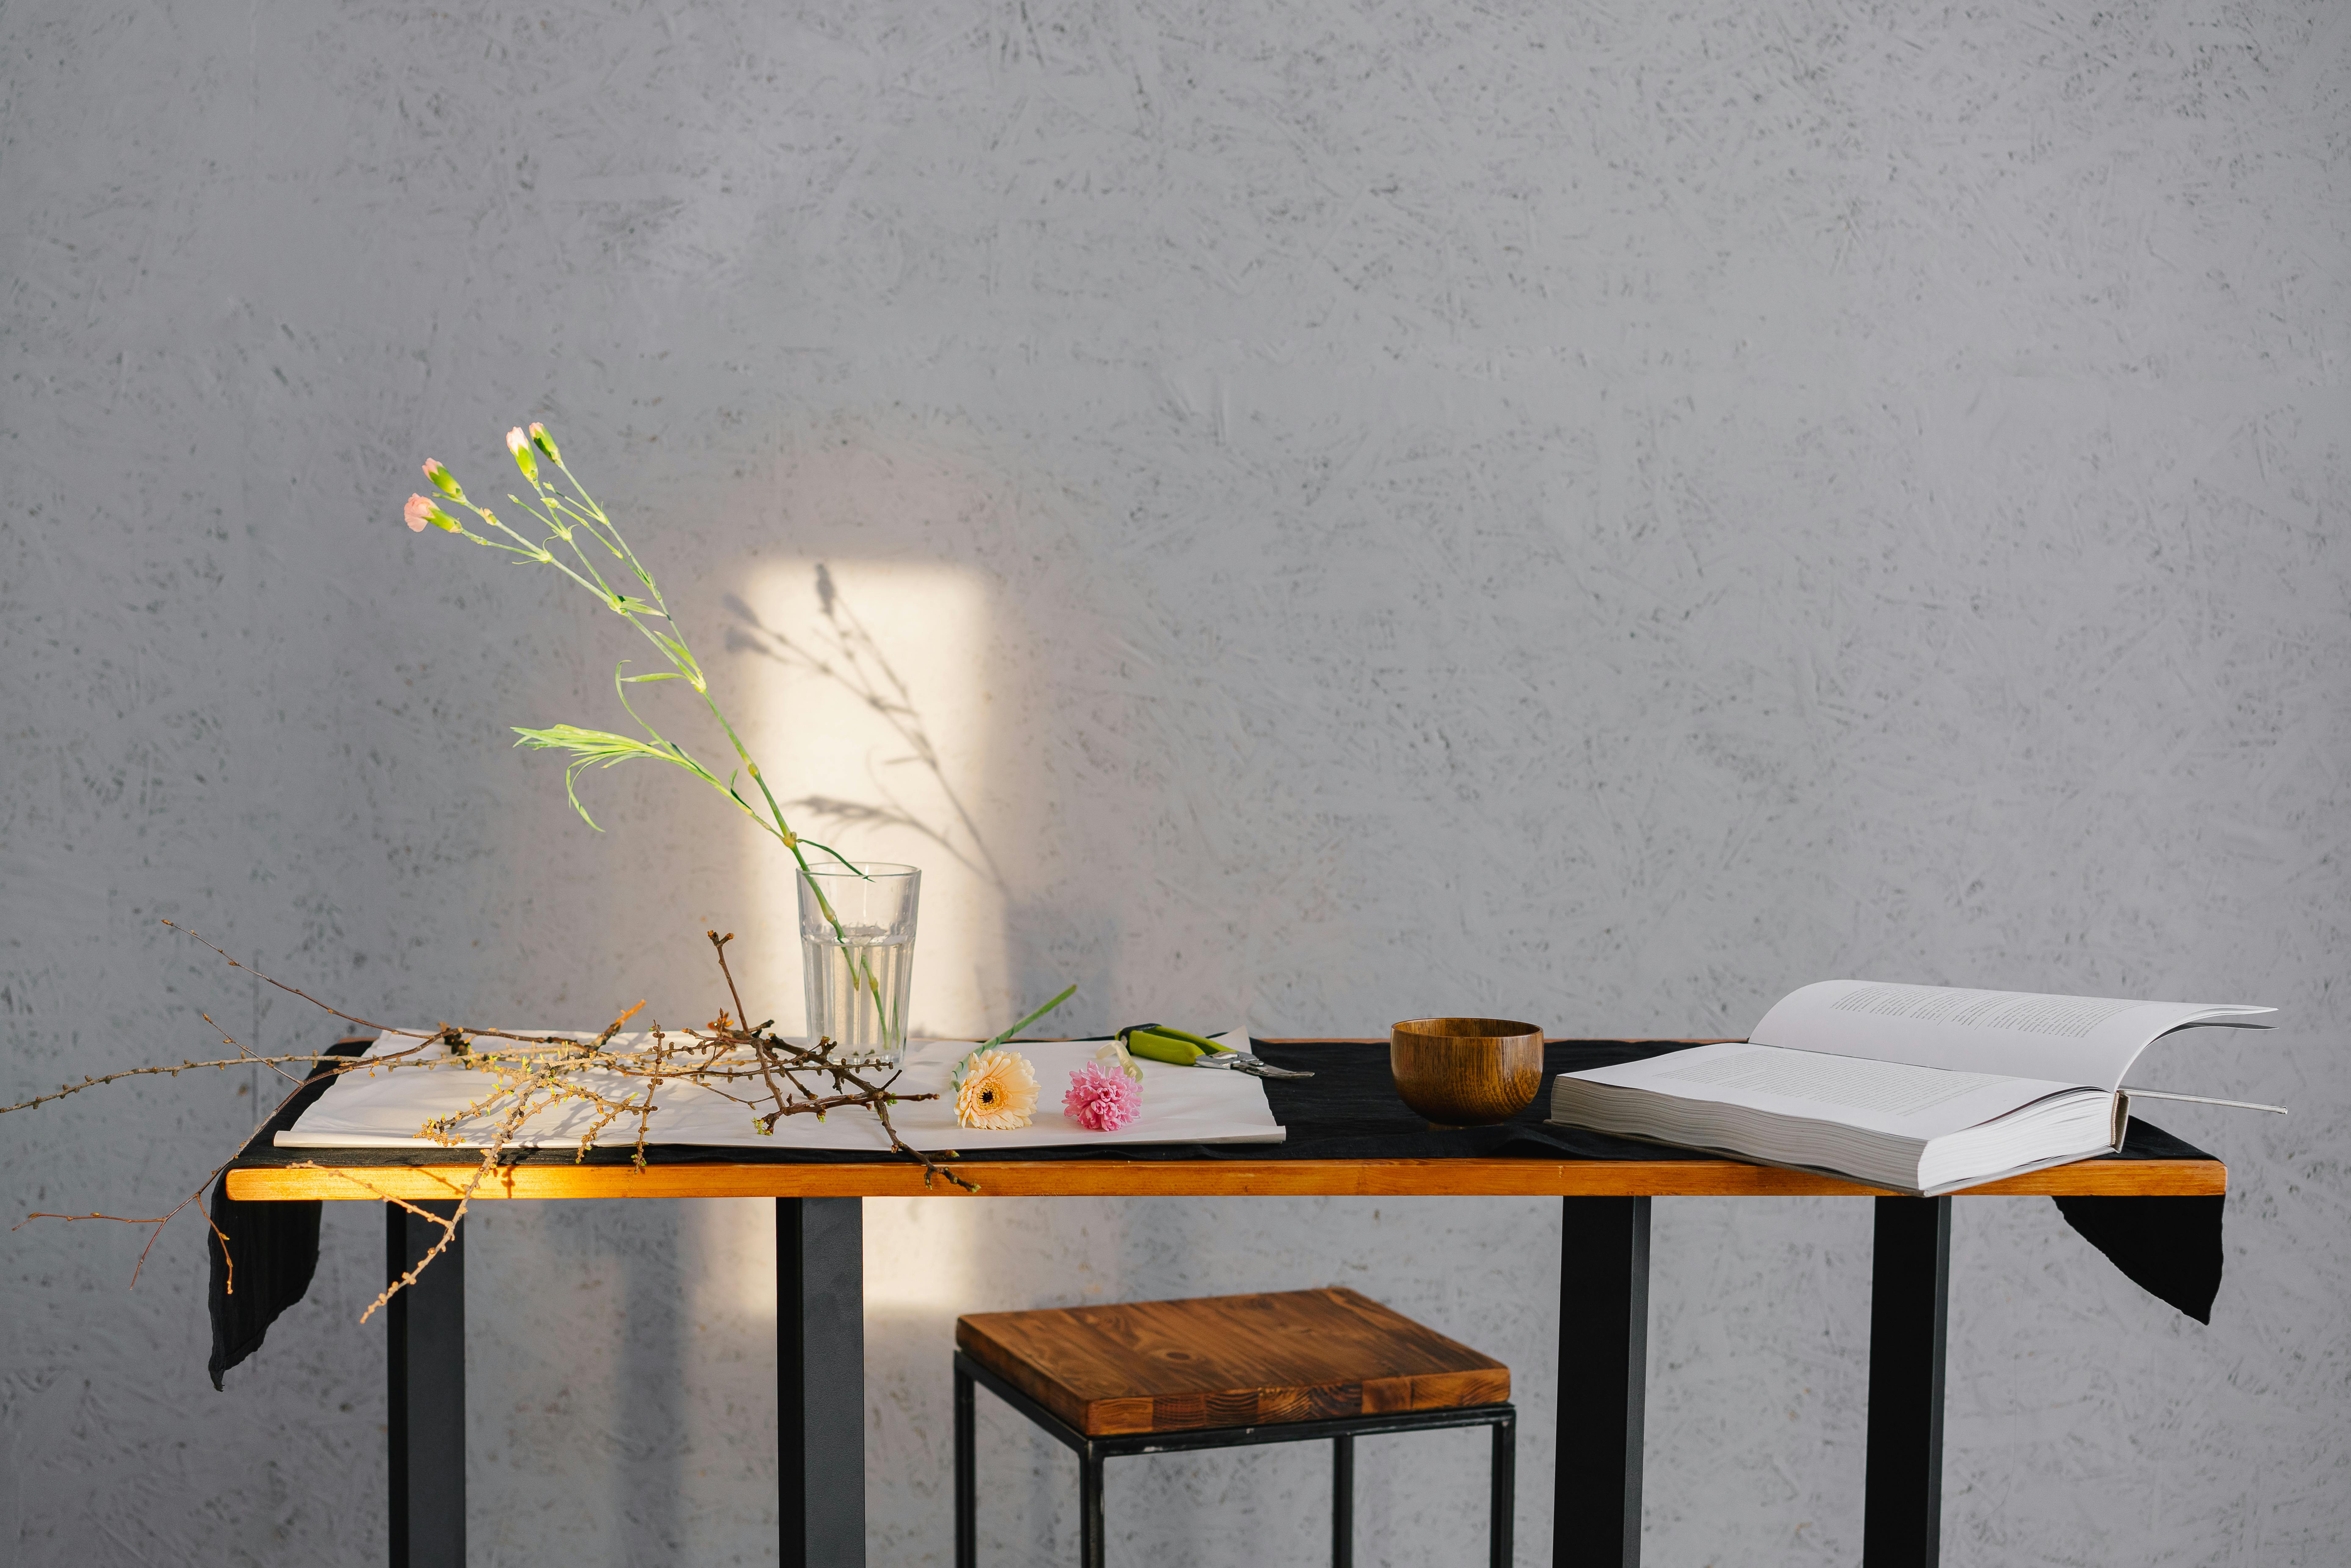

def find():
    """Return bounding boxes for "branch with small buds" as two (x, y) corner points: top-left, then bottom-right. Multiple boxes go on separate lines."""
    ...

(4, 922), (980, 1317)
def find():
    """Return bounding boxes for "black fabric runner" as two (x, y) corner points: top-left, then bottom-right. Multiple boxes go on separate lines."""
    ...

(209, 1035), (2225, 1383)
(207, 1036), (375, 1389)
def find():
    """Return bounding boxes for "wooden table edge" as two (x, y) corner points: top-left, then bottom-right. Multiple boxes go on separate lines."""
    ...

(229, 1036), (2221, 1201)
(223, 1154), (2224, 1202)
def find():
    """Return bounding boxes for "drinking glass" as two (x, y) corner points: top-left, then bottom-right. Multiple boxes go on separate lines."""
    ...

(796, 862), (920, 1072)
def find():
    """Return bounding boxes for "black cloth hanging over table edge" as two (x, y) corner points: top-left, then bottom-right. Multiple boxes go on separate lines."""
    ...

(210, 1033), (2226, 1383)
(207, 1036), (375, 1389)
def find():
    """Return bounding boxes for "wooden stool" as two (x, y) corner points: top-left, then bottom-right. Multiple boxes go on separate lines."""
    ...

(953, 1286), (1514, 1568)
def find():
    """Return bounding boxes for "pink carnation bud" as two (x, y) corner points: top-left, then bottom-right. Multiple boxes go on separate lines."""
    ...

(505, 426), (539, 483)
(423, 459), (464, 500)
(403, 494), (460, 533)
(527, 422), (561, 463)
(1063, 1062), (1141, 1133)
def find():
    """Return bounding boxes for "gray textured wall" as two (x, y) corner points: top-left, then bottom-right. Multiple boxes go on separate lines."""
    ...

(4, 2), (2346, 1563)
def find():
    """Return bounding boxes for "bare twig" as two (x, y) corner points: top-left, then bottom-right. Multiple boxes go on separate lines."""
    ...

(162, 921), (403, 1036)
(8, 920), (991, 1315)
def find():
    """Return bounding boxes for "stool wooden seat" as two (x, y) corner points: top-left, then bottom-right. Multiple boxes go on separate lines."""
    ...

(953, 1287), (1514, 1568)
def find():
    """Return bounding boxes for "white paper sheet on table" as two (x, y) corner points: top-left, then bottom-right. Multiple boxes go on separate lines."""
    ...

(276, 1030), (1285, 1152)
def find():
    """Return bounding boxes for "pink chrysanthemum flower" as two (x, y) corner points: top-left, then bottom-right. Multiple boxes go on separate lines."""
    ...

(1063, 1062), (1142, 1133)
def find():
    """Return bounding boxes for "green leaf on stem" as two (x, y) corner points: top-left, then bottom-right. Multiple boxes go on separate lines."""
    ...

(511, 723), (687, 830)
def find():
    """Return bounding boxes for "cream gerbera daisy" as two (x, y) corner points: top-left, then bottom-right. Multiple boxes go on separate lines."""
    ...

(953, 1048), (1038, 1130)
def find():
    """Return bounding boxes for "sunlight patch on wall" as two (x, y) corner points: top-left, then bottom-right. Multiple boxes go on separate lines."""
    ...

(862, 1196), (977, 1317)
(692, 1195), (781, 1323)
(738, 557), (1008, 1041)
(687, 1196), (977, 1327)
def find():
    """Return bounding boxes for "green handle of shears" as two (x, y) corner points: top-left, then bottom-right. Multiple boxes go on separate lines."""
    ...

(1144, 1025), (1233, 1055)
(1116, 1023), (1232, 1064)
(1122, 1030), (1200, 1065)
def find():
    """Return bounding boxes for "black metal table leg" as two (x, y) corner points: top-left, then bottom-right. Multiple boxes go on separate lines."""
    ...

(1332, 1433), (1354, 1568)
(1491, 1408), (1517, 1568)
(1555, 1195), (1649, 1568)
(387, 1201), (464, 1568)
(779, 1197), (865, 1568)
(1864, 1196), (1951, 1567)
(954, 1359), (977, 1568)
(1078, 1451), (1107, 1568)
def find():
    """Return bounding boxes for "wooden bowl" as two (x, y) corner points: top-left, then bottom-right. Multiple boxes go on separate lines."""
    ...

(1389, 1017), (1546, 1126)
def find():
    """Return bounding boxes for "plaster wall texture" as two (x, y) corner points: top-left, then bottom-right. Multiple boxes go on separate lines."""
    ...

(3, 2), (2346, 1564)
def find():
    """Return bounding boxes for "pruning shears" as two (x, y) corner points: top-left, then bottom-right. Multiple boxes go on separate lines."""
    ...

(1114, 1023), (1314, 1080)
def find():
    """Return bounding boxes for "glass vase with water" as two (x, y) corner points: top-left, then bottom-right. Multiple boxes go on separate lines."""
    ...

(796, 862), (919, 1072)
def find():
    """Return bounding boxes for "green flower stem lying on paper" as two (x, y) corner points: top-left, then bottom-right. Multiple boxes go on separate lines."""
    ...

(950, 985), (1078, 1092)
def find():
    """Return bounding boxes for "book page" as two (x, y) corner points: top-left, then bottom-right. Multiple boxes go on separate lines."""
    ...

(1748, 981), (2273, 1090)
(1569, 1042), (2086, 1139)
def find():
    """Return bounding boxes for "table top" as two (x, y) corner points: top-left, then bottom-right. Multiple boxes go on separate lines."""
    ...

(220, 1152), (2225, 1202)
(221, 1040), (2226, 1204)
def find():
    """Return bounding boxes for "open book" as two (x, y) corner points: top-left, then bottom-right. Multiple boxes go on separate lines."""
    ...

(1548, 982), (2275, 1195)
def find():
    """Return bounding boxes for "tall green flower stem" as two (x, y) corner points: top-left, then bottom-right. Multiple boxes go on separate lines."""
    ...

(405, 425), (896, 1044)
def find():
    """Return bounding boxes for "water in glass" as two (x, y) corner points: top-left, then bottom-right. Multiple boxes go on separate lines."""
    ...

(796, 862), (920, 1072)
(802, 927), (915, 1069)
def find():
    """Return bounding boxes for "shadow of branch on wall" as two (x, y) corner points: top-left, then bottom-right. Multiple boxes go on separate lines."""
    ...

(723, 564), (1007, 893)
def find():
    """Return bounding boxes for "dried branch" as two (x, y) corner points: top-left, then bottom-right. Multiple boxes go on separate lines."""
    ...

(162, 921), (404, 1036)
(7, 921), (986, 1319)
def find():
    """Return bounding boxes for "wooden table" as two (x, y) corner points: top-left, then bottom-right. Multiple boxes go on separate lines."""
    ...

(223, 1043), (2223, 1568)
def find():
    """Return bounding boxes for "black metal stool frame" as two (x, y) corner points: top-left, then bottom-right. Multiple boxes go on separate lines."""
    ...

(954, 1349), (1516, 1568)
